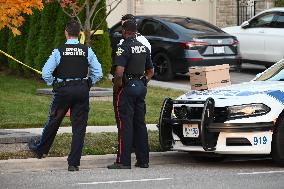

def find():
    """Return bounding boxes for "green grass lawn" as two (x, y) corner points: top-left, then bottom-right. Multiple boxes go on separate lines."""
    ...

(0, 74), (183, 128)
(0, 131), (162, 160)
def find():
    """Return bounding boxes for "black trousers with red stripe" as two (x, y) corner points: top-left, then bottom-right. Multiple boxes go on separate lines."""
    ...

(115, 79), (149, 166)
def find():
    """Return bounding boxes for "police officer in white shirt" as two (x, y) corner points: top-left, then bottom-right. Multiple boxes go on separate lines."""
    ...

(118, 14), (151, 53)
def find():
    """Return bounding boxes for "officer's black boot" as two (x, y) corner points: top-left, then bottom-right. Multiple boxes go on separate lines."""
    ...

(134, 161), (149, 168)
(107, 162), (131, 169)
(68, 165), (79, 171)
(28, 139), (47, 159)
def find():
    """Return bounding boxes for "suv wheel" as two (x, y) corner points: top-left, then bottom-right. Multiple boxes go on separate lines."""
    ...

(153, 52), (174, 81)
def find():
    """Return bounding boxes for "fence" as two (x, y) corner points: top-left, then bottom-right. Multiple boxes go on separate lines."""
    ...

(237, 0), (257, 25)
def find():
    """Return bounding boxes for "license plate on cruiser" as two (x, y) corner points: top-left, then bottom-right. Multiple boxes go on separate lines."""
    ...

(213, 46), (225, 54)
(183, 124), (199, 138)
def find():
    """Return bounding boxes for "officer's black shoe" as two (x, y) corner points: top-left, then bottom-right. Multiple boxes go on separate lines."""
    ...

(28, 141), (45, 159)
(135, 161), (149, 168)
(107, 162), (131, 169)
(68, 165), (79, 171)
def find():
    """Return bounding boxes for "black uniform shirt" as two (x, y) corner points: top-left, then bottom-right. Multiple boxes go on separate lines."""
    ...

(112, 37), (153, 76)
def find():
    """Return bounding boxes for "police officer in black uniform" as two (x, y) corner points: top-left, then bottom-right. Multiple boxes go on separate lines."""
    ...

(108, 20), (154, 169)
(29, 20), (102, 171)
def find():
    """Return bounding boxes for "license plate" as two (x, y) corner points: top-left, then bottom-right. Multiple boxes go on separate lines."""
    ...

(183, 124), (199, 138)
(213, 46), (225, 54)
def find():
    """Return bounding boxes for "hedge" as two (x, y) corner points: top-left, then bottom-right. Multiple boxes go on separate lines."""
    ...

(275, 0), (284, 6)
(1, 0), (112, 78)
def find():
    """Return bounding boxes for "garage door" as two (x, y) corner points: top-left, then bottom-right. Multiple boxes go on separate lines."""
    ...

(135, 0), (216, 25)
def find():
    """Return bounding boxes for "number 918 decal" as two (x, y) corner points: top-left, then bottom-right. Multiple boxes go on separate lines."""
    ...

(253, 136), (268, 145)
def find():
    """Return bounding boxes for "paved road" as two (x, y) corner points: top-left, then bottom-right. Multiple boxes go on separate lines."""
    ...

(1, 152), (284, 189)
(148, 63), (266, 91)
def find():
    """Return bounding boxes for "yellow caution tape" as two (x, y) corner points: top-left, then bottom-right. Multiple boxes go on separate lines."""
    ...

(0, 30), (104, 73)
(79, 30), (104, 44)
(0, 49), (42, 75)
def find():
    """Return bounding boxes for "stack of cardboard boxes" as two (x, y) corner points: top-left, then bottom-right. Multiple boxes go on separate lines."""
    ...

(189, 64), (231, 90)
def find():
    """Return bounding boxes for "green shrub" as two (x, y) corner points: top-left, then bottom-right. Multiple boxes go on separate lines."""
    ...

(34, 3), (59, 71)
(24, 10), (41, 75)
(53, 9), (69, 48)
(0, 28), (9, 65)
(275, 0), (284, 6)
(90, 0), (112, 77)
(1, 0), (112, 78)
(6, 16), (30, 74)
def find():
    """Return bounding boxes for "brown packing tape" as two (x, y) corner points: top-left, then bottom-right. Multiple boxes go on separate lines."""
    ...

(191, 79), (230, 86)
(189, 64), (230, 74)
(191, 81), (231, 90)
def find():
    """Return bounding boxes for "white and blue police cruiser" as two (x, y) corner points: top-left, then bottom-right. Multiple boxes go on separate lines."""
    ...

(158, 59), (284, 164)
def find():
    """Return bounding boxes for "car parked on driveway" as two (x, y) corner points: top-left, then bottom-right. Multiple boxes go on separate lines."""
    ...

(158, 59), (284, 165)
(109, 16), (241, 81)
(223, 8), (284, 68)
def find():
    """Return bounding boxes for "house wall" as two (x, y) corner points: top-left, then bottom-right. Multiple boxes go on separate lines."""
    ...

(216, 0), (275, 28)
(106, 0), (128, 27)
(106, 0), (275, 28)
(106, 0), (216, 27)
(134, 0), (216, 25)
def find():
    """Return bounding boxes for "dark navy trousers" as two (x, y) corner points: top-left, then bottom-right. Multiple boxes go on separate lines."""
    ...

(115, 80), (149, 166)
(36, 84), (89, 166)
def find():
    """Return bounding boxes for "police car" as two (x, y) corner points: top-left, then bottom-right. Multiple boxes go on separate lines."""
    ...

(158, 59), (284, 164)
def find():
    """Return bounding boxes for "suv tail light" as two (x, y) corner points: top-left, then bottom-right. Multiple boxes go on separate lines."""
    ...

(180, 41), (209, 50)
(231, 39), (239, 47)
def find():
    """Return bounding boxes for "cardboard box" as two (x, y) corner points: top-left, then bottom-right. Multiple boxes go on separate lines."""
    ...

(189, 64), (231, 90)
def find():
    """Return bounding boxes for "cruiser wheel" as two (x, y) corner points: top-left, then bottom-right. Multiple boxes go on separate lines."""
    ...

(272, 115), (284, 165)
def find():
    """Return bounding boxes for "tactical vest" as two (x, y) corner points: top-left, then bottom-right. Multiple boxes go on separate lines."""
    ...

(53, 44), (88, 79)
(125, 39), (147, 76)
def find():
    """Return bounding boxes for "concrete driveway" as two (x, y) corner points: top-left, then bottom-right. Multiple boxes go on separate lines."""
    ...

(148, 63), (266, 91)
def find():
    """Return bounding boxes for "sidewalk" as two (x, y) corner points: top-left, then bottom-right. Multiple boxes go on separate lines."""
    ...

(4, 124), (158, 135)
(0, 124), (158, 153)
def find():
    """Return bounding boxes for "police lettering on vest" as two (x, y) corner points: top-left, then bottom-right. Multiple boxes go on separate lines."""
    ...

(62, 48), (86, 56)
(131, 46), (146, 54)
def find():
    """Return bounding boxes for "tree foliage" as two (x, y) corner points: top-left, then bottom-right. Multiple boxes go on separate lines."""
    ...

(0, 28), (9, 65)
(275, 0), (284, 6)
(53, 9), (69, 48)
(1, 0), (114, 78)
(34, 3), (59, 70)
(48, 0), (122, 45)
(7, 15), (30, 73)
(0, 0), (43, 35)
(24, 10), (41, 70)
(90, 0), (112, 77)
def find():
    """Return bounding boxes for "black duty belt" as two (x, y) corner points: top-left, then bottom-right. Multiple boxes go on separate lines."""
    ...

(53, 79), (88, 89)
(126, 74), (143, 80)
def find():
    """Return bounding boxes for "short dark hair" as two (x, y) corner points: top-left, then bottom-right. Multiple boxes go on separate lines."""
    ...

(121, 14), (135, 21)
(65, 19), (80, 37)
(122, 20), (137, 33)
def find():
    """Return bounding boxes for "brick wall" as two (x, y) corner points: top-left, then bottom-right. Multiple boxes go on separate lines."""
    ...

(216, 0), (275, 27)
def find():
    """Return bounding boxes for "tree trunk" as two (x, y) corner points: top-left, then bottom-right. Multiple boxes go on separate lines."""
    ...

(84, 29), (91, 46)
